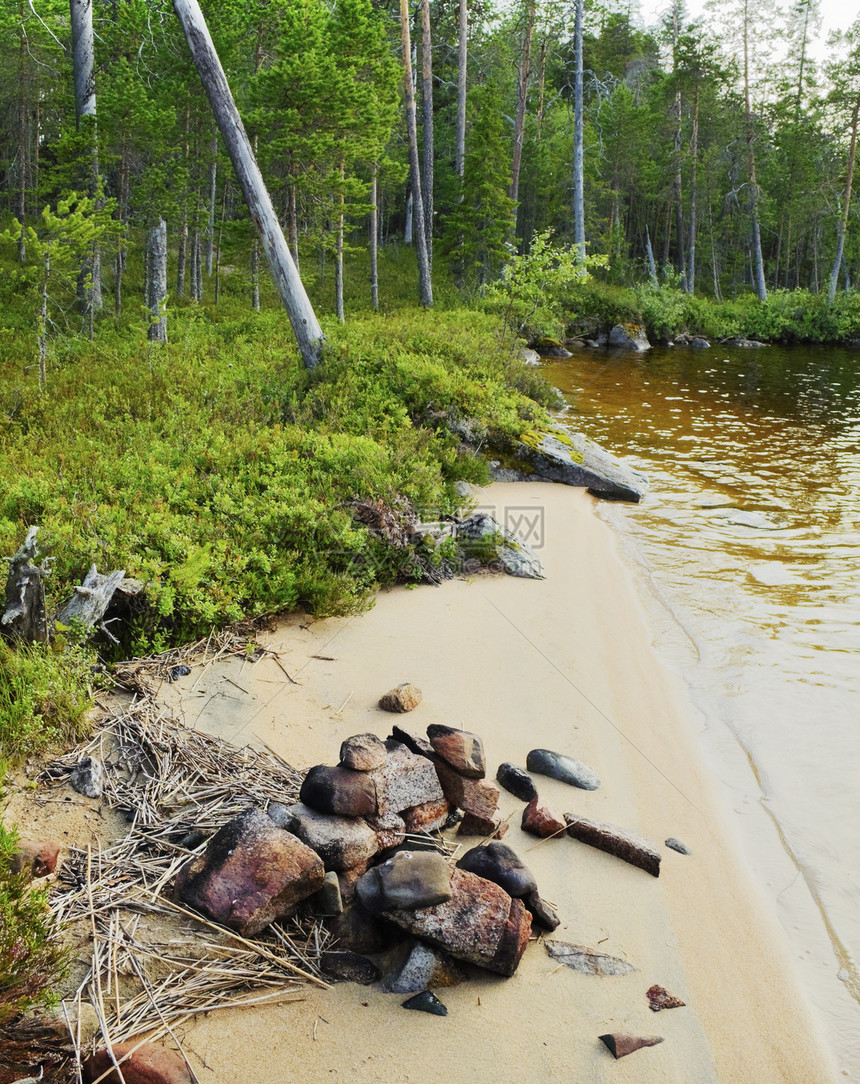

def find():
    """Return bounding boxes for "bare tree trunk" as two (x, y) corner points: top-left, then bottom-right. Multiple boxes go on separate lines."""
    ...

(173, 0), (324, 367)
(38, 249), (49, 390)
(147, 218), (168, 343)
(420, 0), (434, 264)
(370, 164), (379, 311)
(742, 0), (767, 301)
(572, 0), (585, 259)
(287, 167), (300, 270)
(70, 0), (102, 315)
(510, 0), (535, 221)
(251, 240), (260, 310)
(335, 163), (345, 323)
(645, 226), (658, 287)
(456, 0), (467, 181)
(399, 0), (433, 307)
(404, 188), (413, 244)
(2, 528), (50, 644)
(177, 220), (188, 298)
(17, 27), (29, 262)
(686, 89), (699, 295)
(828, 95), (860, 303)
(206, 132), (218, 275)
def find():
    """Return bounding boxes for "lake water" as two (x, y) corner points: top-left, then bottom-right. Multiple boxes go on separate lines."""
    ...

(541, 342), (860, 1079)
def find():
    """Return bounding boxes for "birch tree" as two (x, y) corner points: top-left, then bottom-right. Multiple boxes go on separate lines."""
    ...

(399, 0), (433, 307)
(69, 0), (102, 320)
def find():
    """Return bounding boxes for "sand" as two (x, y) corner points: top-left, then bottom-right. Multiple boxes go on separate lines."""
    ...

(155, 482), (836, 1083)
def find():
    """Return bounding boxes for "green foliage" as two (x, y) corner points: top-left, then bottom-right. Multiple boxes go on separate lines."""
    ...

(0, 823), (67, 1025)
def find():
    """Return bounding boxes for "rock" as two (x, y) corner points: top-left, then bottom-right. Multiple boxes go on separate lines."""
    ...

(564, 813), (661, 877)
(544, 940), (637, 976)
(691, 336), (710, 348)
(356, 850), (453, 913)
(599, 1033), (664, 1060)
(10, 839), (60, 878)
(519, 347), (541, 365)
(167, 664), (191, 682)
(456, 513), (544, 579)
(608, 323), (651, 352)
(524, 890), (560, 931)
(521, 796), (566, 839)
(724, 337), (765, 348)
(456, 842), (537, 900)
(389, 725), (434, 758)
(427, 724), (485, 779)
(533, 336), (572, 358)
(69, 756), (104, 798)
(270, 802), (378, 872)
(299, 765), (377, 818)
(379, 837), (449, 861)
(647, 984), (685, 1011)
(526, 748), (601, 791)
(496, 762), (537, 802)
(82, 1041), (193, 1084)
(379, 939), (466, 993)
(457, 812), (507, 838)
(325, 903), (389, 955)
(320, 950), (380, 985)
(383, 867), (531, 977)
(312, 871), (343, 915)
(402, 799), (451, 834)
(368, 740), (445, 816)
(665, 837), (691, 855)
(366, 810), (407, 850)
(174, 808), (325, 937)
(340, 733), (387, 771)
(337, 862), (370, 904)
(379, 683), (423, 713)
(506, 425), (648, 503)
(434, 761), (499, 818)
(402, 991), (448, 1016)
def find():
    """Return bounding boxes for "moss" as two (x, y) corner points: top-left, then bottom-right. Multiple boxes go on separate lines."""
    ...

(518, 426), (584, 463)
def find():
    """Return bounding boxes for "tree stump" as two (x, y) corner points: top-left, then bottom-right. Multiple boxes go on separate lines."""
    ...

(2, 527), (51, 643)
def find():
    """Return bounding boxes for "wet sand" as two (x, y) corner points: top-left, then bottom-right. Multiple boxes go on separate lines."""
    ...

(162, 483), (836, 1083)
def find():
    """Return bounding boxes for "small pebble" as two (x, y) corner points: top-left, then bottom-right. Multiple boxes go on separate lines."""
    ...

(168, 664), (191, 682)
(665, 837), (691, 855)
(402, 990), (447, 1016)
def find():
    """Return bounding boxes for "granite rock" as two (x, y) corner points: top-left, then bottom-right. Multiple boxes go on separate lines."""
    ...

(368, 740), (444, 816)
(379, 683), (423, 713)
(270, 802), (378, 872)
(521, 796), (566, 838)
(299, 764), (377, 818)
(427, 724), (486, 779)
(340, 733), (387, 771)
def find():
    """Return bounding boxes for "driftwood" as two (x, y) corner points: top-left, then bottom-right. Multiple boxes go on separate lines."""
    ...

(564, 813), (662, 877)
(56, 564), (126, 641)
(2, 527), (51, 642)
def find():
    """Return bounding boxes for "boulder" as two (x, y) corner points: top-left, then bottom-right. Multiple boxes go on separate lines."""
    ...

(379, 683), (423, 713)
(427, 724), (485, 779)
(521, 796), (566, 839)
(608, 324), (651, 352)
(10, 839), (60, 878)
(269, 802), (378, 872)
(519, 347), (542, 366)
(402, 799), (451, 834)
(299, 764), (377, 818)
(82, 1041), (193, 1084)
(434, 760), (500, 818)
(356, 850), (453, 913)
(691, 336), (710, 348)
(724, 337), (765, 348)
(368, 740), (445, 816)
(496, 762), (537, 802)
(456, 513), (544, 579)
(340, 733), (387, 771)
(174, 808), (325, 936)
(382, 867), (532, 977)
(533, 337), (572, 358)
(500, 425), (648, 503)
(526, 748), (601, 791)
(379, 939), (466, 993)
(456, 843), (537, 900)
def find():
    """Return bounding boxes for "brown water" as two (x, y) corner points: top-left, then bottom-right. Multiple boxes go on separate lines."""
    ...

(542, 342), (860, 1079)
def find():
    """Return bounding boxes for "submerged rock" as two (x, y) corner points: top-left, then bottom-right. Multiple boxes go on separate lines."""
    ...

(526, 748), (601, 791)
(608, 323), (651, 352)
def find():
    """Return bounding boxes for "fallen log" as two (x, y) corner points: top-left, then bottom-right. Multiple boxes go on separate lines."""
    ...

(564, 813), (661, 877)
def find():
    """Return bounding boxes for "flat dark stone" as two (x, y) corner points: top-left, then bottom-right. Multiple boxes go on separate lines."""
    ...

(456, 842), (537, 900)
(496, 762), (538, 802)
(320, 950), (380, 985)
(527, 749), (601, 791)
(402, 991), (448, 1016)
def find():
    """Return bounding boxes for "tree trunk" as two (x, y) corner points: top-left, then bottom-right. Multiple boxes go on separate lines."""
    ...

(17, 26), (29, 262)
(370, 164), (379, 311)
(173, 0), (324, 367)
(686, 88), (699, 295)
(420, 0), (434, 264)
(510, 0), (535, 220)
(398, 0), (433, 307)
(572, 0), (585, 259)
(742, 0), (767, 301)
(456, 0), (467, 181)
(177, 219), (188, 297)
(251, 239), (260, 310)
(2, 528), (50, 644)
(147, 218), (168, 343)
(206, 132), (218, 275)
(70, 0), (102, 315)
(335, 163), (345, 323)
(828, 95), (860, 304)
(645, 226), (658, 287)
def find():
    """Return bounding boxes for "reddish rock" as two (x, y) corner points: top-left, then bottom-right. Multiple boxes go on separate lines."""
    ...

(379, 683), (423, 713)
(434, 760), (499, 818)
(389, 724), (434, 758)
(11, 839), (60, 878)
(339, 733), (387, 771)
(403, 799), (450, 834)
(427, 724), (485, 779)
(337, 861), (370, 904)
(174, 808), (325, 937)
(599, 1033), (664, 1060)
(565, 813), (661, 877)
(368, 740), (444, 816)
(457, 812), (507, 838)
(82, 1041), (193, 1084)
(366, 810), (407, 850)
(647, 984), (685, 1011)
(382, 867), (531, 976)
(521, 796), (566, 839)
(299, 764), (377, 817)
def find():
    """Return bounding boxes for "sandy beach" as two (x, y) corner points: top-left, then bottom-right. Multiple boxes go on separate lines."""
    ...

(156, 482), (836, 1083)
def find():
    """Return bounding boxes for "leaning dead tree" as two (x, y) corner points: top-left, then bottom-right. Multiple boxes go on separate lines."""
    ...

(2, 528), (51, 643)
(173, 0), (325, 369)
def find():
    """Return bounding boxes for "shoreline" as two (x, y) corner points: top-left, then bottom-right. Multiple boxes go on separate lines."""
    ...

(161, 482), (836, 1082)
